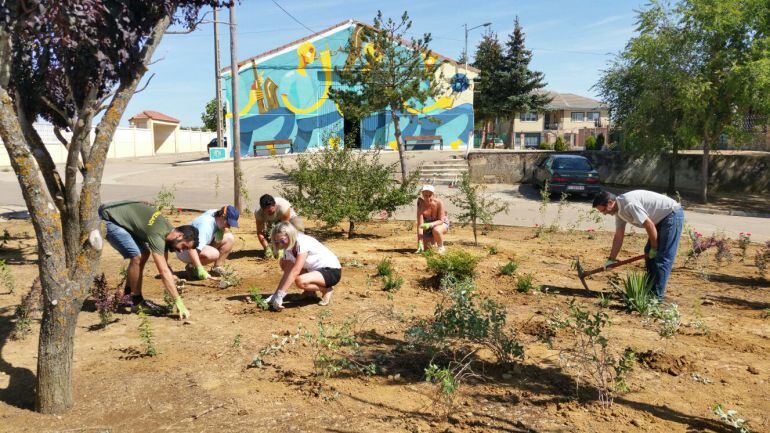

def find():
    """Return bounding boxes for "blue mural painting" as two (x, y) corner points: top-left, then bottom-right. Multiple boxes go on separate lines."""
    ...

(223, 21), (475, 157)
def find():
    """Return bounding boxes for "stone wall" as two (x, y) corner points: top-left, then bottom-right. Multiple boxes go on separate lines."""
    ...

(467, 150), (770, 194)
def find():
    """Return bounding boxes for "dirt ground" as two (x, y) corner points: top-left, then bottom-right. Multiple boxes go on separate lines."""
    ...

(0, 212), (768, 433)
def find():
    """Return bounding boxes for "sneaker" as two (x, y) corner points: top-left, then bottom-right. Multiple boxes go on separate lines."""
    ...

(210, 266), (225, 277)
(268, 292), (285, 312)
(437, 245), (446, 255)
(132, 299), (169, 316)
(318, 289), (333, 306)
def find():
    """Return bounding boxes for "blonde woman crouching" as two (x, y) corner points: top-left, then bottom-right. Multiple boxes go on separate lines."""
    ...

(266, 222), (342, 311)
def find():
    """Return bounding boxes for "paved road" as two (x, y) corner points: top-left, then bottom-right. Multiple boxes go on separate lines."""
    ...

(1, 151), (768, 242)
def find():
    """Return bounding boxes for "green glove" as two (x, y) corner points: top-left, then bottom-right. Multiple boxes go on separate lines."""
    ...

(648, 248), (658, 259)
(420, 222), (432, 230)
(196, 266), (210, 280)
(173, 296), (190, 320)
(603, 259), (618, 270)
(416, 240), (424, 253)
(276, 249), (284, 260)
(264, 247), (274, 260)
(214, 229), (224, 242)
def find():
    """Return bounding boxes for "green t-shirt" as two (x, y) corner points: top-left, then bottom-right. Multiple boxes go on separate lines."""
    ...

(101, 201), (173, 254)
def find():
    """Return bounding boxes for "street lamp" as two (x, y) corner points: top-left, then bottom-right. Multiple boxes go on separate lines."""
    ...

(464, 22), (491, 72)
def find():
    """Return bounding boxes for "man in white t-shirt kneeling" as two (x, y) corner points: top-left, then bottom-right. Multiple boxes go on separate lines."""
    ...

(593, 189), (684, 300)
(255, 194), (305, 259)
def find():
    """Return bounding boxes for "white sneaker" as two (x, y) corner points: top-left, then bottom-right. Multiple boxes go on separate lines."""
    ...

(318, 289), (333, 306)
(437, 246), (446, 255)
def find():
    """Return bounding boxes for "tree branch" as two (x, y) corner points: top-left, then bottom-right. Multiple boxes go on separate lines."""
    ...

(165, 10), (213, 34)
(41, 97), (74, 129)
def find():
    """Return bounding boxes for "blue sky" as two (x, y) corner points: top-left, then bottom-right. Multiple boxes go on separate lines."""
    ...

(123, 0), (644, 127)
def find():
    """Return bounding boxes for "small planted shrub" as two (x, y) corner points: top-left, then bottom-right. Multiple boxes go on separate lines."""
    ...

(551, 300), (636, 406)
(11, 278), (42, 340)
(218, 265), (242, 289)
(487, 245), (499, 255)
(306, 311), (377, 378)
(424, 359), (476, 413)
(425, 249), (480, 282)
(90, 273), (123, 329)
(382, 275), (404, 292)
(738, 232), (751, 262)
(449, 172), (509, 245)
(713, 404), (753, 433)
(585, 135), (597, 150)
(553, 136), (568, 151)
(516, 273), (534, 293)
(499, 260), (519, 276)
(755, 240), (770, 277)
(248, 331), (301, 368)
(406, 277), (524, 364)
(614, 271), (656, 315)
(152, 184), (177, 214)
(657, 303), (681, 338)
(137, 306), (158, 356)
(248, 287), (269, 310)
(376, 257), (394, 278)
(0, 259), (16, 294)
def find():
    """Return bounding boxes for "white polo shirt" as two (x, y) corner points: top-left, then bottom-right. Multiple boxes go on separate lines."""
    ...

(285, 233), (341, 271)
(615, 190), (681, 230)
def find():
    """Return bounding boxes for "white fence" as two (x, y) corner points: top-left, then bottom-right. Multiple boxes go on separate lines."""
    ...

(0, 123), (215, 166)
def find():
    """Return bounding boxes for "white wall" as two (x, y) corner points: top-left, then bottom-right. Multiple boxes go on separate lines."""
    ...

(1, 122), (215, 166)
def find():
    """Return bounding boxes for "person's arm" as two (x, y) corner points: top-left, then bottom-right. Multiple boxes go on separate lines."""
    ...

(153, 251), (190, 319)
(280, 208), (293, 223)
(274, 252), (307, 295)
(416, 200), (425, 236)
(608, 227), (625, 260)
(256, 218), (268, 250)
(642, 217), (658, 249)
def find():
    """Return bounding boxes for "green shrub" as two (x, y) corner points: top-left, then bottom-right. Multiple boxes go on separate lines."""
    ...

(516, 273), (535, 292)
(596, 134), (605, 148)
(585, 135), (597, 150)
(406, 277), (524, 364)
(538, 140), (552, 150)
(382, 275), (404, 292)
(376, 257), (394, 278)
(425, 249), (480, 281)
(248, 287), (269, 310)
(553, 136), (568, 151)
(499, 260), (519, 276)
(614, 272), (656, 315)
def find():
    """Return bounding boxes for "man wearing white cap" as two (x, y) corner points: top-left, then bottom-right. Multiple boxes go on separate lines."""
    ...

(416, 184), (449, 254)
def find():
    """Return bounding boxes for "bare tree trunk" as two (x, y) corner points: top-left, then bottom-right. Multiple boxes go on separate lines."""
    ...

(348, 220), (355, 238)
(701, 137), (709, 204)
(505, 118), (514, 149)
(389, 107), (409, 183)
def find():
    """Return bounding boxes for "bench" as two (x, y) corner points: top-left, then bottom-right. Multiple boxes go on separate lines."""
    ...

(253, 139), (292, 156)
(404, 135), (443, 151)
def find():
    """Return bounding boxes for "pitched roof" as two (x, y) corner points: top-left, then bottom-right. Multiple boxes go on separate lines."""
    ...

(222, 19), (479, 75)
(129, 110), (180, 124)
(543, 92), (607, 110)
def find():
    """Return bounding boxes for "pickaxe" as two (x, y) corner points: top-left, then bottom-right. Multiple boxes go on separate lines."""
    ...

(574, 254), (646, 290)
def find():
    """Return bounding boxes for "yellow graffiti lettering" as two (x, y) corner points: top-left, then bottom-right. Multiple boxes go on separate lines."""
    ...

(404, 96), (455, 114)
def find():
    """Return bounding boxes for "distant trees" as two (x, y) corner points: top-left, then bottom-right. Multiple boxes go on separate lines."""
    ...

(201, 98), (227, 132)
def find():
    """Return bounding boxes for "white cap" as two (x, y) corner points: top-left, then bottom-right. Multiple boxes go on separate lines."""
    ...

(421, 185), (435, 193)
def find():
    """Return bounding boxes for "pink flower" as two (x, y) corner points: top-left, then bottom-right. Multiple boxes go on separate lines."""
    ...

(747, 233), (752, 236)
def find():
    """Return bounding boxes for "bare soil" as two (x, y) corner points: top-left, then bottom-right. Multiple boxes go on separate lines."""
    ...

(0, 213), (768, 433)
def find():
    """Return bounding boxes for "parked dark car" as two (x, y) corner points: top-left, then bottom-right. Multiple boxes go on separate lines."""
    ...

(207, 137), (227, 149)
(533, 154), (601, 196)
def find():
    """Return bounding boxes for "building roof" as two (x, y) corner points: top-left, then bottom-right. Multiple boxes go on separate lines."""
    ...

(222, 19), (479, 75)
(128, 110), (180, 124)
(544, 92), (607, 110)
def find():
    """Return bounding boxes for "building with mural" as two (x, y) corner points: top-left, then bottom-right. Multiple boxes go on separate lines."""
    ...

(222, 19), (477, 157)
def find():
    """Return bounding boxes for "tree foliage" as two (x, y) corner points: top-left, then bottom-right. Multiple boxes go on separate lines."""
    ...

(471, 31), (505, 148)
(279, 134), (419, 237)
(201, 97), (227, 131)
(329, 11), (442, 181)
(449, 172), (509, 245)
(0, 0), (228, 414)
(500, 17), (551, 148)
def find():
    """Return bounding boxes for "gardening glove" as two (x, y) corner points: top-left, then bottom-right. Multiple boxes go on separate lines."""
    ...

(196, 266), (210, 280)
(264, 247), (274, 260)
(648, 248), (658, 260)
(416, 240), (424, 253)
(603, 259), (618, 270)
(420, 222), (432, 230)
(214, 229), (224, 242)
(173, 296), (190, 320)
(276, 249), (284, 260)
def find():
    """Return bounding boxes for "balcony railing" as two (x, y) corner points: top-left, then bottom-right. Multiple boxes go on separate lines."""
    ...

(545, 122), (562, 130)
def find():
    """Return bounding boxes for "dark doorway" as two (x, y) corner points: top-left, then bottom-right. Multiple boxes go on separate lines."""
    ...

(343, 117), (361, 148)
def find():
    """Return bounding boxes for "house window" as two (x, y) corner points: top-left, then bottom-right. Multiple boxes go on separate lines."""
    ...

(587, 112), (600, 121)
(519, 112), (538, 122)
(571, 112), (585, 122)
(523, 133), (541, 148)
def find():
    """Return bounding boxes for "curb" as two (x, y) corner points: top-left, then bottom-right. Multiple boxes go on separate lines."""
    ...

(685, 206), (770, 219)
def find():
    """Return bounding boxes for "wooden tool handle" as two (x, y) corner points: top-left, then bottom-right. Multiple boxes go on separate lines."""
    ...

(584, 253), (646, 278)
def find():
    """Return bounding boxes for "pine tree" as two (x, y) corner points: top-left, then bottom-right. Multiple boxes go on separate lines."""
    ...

(500, 17), (550, 149)
(472, 31), (506, 148)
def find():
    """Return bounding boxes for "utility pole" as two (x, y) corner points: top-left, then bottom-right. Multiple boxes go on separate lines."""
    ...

(229, 3), (242, 211)
(213, 7), (224, 151)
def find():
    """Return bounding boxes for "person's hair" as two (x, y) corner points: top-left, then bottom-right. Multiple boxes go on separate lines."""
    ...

(214, 206), (225, 218)
(270, 221), (298, 256)
(592, 190), (616, 208)
(175, 225), (199, 249)
(259, 194), (276, 209)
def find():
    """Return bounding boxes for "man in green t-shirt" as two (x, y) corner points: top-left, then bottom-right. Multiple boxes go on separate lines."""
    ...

(99, 201), (199, 319)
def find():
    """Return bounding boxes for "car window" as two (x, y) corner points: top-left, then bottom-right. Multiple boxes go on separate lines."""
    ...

(553, 157), (593, 170)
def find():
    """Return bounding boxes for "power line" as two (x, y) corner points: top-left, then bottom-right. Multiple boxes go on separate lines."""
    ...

(271, 0), (316, 33)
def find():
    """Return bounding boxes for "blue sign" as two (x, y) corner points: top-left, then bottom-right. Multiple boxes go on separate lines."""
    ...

(209, 147), (227, 161)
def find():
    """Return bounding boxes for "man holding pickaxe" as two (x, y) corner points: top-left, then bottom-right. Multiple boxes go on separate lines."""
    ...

(592, 190), (684, 299)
